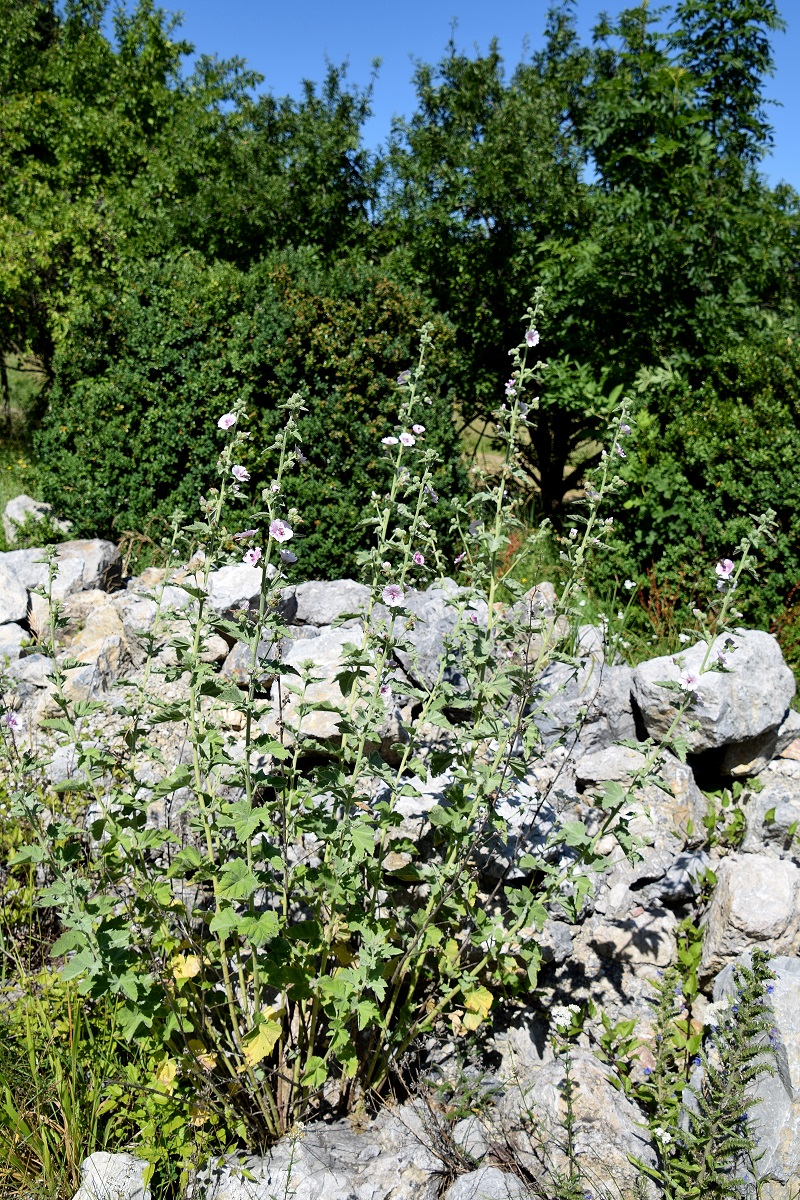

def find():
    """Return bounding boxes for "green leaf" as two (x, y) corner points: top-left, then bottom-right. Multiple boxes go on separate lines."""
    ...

(217, 860), (259, 902)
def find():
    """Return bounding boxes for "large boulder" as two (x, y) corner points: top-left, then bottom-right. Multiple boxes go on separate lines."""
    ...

(631, 630), (795, 754)
(743, 773), (800, 862)
(70, 1151), (150, 1200)
(0, 621), (26, 661)
(0, 539), (120, 601)
(3, 493), (72, 544)
(534, 659), (636, 756)
(700, 854), (800, 978)
(292, 579), (370, 626)
(443, 1169), (527, 1200)
(0, 559), (28, 624)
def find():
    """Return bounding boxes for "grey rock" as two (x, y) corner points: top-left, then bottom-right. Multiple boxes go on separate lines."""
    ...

(3, 493), (72, 544)
(443, 1167), (527, 1200)
(197, 1103), (441, 1200)
(720, 708), (800, 778)
(7, 653), (53, 687)
(207, 561), (276, 616)
(714, 954), (800, 1191)
(700, 854), (800, 978)
(539, 919), (575, 964)
(0, 558), (28, 624)
(632, 630), (795, 754)
(382, 579), (487, 692)
(293, 578), (370, 626)
(0, 621), (27, 661)
(451, 1116), (491, 1162)
(588, 905), (677, 967)
(71, 1151), (150, 1200)
(654, 849), (712, 903)
(743, 774), (800, 862)
(0, 539), (120, 600)
(534, 659), (636, 756)
(576, 744), (646, 787)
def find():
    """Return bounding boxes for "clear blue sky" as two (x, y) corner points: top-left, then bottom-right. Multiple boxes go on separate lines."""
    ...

(141, 0), (800, 190)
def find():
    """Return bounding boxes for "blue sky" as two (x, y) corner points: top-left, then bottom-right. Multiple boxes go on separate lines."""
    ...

(144, 0), (799, 189)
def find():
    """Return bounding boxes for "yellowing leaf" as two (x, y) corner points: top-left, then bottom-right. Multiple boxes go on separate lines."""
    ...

(463, 985), (493, 1030)
(172, 954), (202, 981)
(241, 1019), (282, 1068)
(155, 1058), (178, 1091)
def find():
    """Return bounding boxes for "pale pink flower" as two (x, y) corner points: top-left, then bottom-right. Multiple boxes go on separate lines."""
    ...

(397, 370), (411, 385)
(269, 519), (293, 543)
(270, 481), (280, 493)
(505, 379), (516, 397)
(454, 551), (466, 565)
(412, 423), (425, 434)
(231, 464), (250, 482)
(217, 412), (237, 430)
(1, 712), (20, 730)
(413, 551), (425, 566)
(382, 560), (392, 572)
(468, 613), (478, 625)
(233, 528), (258, 541)
(525, 329), (540, 348)
(715, 558), (735, 580)
(382, 583), (404, 608)
(379, 682), (393, 706)
(615, 443), (626, 458)
(279, 548), (298, 564)
(242, 547), (262, 567)
(399, 431), (416, 447)
(682, 672), (700, 693)
(619, 422), (632, 435)
(382, 436), (398, 446)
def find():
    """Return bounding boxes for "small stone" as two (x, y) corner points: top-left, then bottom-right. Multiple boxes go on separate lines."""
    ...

(443, 1167), (527, 1200)
(700, 854), (800, 978)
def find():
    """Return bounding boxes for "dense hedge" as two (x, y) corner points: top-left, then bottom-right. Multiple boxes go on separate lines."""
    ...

(598, 327), (800, 635)
(36, 250), (467, 578)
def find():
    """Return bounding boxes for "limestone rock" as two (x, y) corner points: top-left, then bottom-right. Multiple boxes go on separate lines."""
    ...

(534, 659), (636, 756)
(451, 1115), (491, 1162)
(743, 774), (800, 862)
(700, 854), (800, 978)
(719, 707), (800, 778)
(0, 620), (26, 661)
(576, 744), (646, 787)
(206, 561), (277, 617)
(632, 630), (795, 753)
(292, 578), (370, 626)
(0, 539), (120, 600)
(3, 493), (72, 544)
(71, 1151), (150, 1200)
(588, 905), (677, 967)
(0, 558), (28, 624)
(442, 1168), (527, 1200)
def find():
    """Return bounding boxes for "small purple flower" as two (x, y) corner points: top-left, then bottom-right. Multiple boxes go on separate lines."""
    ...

(413, 551), (425, 566)
(644, 1067), (652, 1076)
(1, 712), (20, 730)
(397, 370), (411, 385)
(619, 422), (631, 436)
(412, 423), (426, 435)
(269, 519), (293, 544)
(295, 447), (308, 465)
(242, 547), (262, 567)
(682, 671), (700, 693)
(505, 379), (516, 397)
(425, 485), (439, 505)
(233, 528), (259, 542)
(615, 442), (626, 458)
(217, 412), (237, 430)
(767, 984), (775, 995)
(379, 682), (393, 706)
(382, 583), (404, 608)
(381, 436), (398, 446)
(716, 558), (735, 580)
(399, 431), (416, 447)
(468, 613), (478, 625)
(525, 328), (540, 348)
(279, 548), (298, 564)
(454, 551), (466, 564)
(231, 464), (250, 483)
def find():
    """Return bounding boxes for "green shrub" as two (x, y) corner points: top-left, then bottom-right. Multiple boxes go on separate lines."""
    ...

(36, 249), (467, 579)
(591, 327), (800, 660)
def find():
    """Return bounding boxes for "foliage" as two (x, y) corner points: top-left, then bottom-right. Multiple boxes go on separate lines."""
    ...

(4, 312), (646, 1152)
(35, 250), (467, 579)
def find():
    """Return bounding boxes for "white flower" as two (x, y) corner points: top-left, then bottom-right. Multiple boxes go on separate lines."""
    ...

(269, 519), (293, 543)
(399, 431), (416, 447)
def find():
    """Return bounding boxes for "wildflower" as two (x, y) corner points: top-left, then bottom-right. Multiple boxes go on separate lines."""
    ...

(767, 984), (775, 995)
(217, 412), (237, 430)
(619, 422), (632, 436)
(270, 481), (280, 493)
(615, 442), (626, 458)
(1, 712), (20, 730)
(717, 651), (727, 668)
(233, 528), (258, 541)
(454, 551), (466, 564)
(643, 1067), (652, 1076)
(269, 519), (293, 543)
(242, 547), (262, 567)
(231, 464), (250, 483)
(413, 551), (425, 566)
(295, 447), (308, 465)
(412, 423), (425, 434)
(382, 561), (392, 572)
(279, 548), (298, 564)
(678, 633), (690, 643)
(399, 431), (416, 447)
(653, 1127), (672, 1145)
(468, 613), (478, 624)
(682, 671), (700, 693)
(525, 328), (540, 348)
(382, 436), (398, 446)
(504, 379), (516, 397)
(425, 484), (439, 505)
(550, 1002), (580, 1031)
(397, 370), (411, 385)
(382, 583), (404, 608)
(379, 682), (393, 706)
(716, 558), (735, 580)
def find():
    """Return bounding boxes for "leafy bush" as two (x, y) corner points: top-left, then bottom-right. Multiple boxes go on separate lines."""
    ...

(36, 249), (466, 579)
(590, 328), (800, 659)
